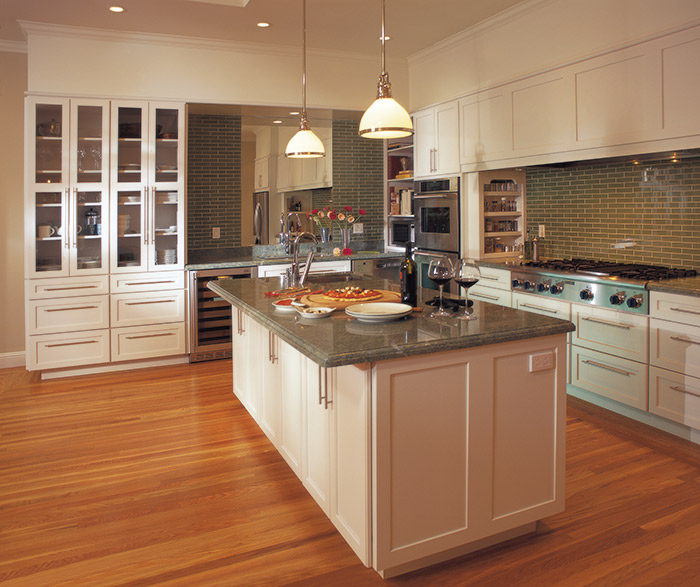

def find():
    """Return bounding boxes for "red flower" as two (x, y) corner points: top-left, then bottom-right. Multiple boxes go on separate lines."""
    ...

(329, 211), (337, 220)
(358, 209), (366, 215)
(344, 206), (352, 212)
(342, 248), (353, 256)
(311, 208), (319, 214)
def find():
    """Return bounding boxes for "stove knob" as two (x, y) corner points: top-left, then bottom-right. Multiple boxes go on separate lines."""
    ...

(537, 282), (550, 292)
(523, 280), (535, 290)
(627, 294), (644, 309)
(579, 288), (594, 301)
(512, 278), (523, 288)
(550, 282), (564, 295)
(610, 291), (626, 305)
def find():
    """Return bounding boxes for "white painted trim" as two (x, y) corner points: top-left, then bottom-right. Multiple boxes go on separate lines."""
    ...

(0, 352), (26, 369)
(0, 40), (28, 54)
(39, 355), (190, 380)
(17, 20), (383, 65)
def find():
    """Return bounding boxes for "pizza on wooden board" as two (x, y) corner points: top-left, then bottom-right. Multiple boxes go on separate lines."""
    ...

(322, 286), (383, 302)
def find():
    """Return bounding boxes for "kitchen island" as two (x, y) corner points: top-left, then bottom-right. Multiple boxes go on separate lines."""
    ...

(210, 276), (575, 578)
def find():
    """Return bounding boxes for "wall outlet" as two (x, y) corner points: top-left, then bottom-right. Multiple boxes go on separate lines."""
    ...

(353, 223), (364, 234)
(529, 351), (555, 372)
(212, 227), (220, 239)
(538, 224), (546, 238)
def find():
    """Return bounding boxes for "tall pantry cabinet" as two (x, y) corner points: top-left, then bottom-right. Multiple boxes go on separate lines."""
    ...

(24, 97), (187, 374)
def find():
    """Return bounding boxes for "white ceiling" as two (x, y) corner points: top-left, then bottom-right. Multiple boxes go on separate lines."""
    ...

(3, 0), (525, 59)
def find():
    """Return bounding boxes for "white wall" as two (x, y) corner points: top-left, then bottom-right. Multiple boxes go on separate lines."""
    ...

(0, 50), (28, 362)
(408, 0), (700, 110)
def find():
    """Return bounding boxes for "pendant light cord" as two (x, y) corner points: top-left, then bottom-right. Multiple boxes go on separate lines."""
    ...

(300, 0), (309, 129)
(381, 0), (386, 76)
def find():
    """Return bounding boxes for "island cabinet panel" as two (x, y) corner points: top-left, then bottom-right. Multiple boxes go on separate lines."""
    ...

(372, 336), (566, 577)
(278, 343), (304, 476)
(231, 308), (260, 418)
(259, 330), (282, 445)
(302, 361), (331, 515)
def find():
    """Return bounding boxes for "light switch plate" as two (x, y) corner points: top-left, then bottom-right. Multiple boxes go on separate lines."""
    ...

(212, 227), (220, 239)
(529, 351), (555, 372)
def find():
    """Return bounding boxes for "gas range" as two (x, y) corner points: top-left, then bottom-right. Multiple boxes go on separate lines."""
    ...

(510, 259), (696, 314)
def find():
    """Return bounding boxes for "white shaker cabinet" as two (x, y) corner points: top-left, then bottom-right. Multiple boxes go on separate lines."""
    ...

(413, 102), (459, 179)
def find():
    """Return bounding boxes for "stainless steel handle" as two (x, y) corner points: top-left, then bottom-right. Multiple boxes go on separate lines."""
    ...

(72, 188), (78, 248)
(479, 275), (500, 281)
(237, 308), (245, 335)
(124, 299), (175, 306)
(669, 306), (700, 316)
(413, 194), (455, 200)
(319, 367), (331, 410)
(582, 359), (634, 377)
(45, 339), (99, 348)
(45, 305), (98, 312)
(125, 332), (175, 340)
(151, 186), (156, 244)
(44, 285), (99, 292)
(670, 335), (700, 346)
(64, 188), (71, 249)
(521, 303), (559, 314)
(582, 316), (634, 329)
(471, 292), (499, 301)
(143, 187), (149, 245)
(268, 331), (278, 364)
(124, 280), (176, 286)
(670, 385), (700, 399)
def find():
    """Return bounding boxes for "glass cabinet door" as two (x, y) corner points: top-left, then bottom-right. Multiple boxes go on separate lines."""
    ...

(32, 100), (69, 186)
(151, 105), (181, 185)
(113, 188), (147, 271)
(114, 104), (147, 185)
(72, 103), (108, 186)
(152, 189), (181, 268)
(31, 189), (69, 275)
(72, 189), (108, 273)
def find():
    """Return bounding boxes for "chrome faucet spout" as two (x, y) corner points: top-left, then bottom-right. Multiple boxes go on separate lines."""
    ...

(287, 231), (318, 287)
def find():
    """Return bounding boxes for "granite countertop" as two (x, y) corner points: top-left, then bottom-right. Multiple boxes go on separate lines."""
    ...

(209, 276), (575, 368)
(186, 244), (402, 271)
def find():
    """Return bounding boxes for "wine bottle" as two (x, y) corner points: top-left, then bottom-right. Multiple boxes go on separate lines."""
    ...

(400, 242), (418, 306)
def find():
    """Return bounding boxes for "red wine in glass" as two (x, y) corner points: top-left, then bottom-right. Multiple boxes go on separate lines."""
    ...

(455, 259), (480, 320)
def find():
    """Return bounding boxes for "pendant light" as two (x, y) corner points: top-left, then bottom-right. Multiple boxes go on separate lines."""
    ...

(286, 0), (325, 158)
(358, 0), (413, 139)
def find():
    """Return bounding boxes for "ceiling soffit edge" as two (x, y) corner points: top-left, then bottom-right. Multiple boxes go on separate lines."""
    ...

(18, 20), (398, 65)
(0, 39), (27, 53)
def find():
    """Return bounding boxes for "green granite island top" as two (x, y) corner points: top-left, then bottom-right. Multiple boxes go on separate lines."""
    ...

(209, 276), (575, 368)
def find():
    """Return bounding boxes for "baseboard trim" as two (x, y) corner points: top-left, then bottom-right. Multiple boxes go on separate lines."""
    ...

(0, 352), (26, 369)
(39, 355), (189, 380)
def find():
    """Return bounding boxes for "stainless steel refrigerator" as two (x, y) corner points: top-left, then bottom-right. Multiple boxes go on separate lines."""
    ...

(253, 191), (269, 245)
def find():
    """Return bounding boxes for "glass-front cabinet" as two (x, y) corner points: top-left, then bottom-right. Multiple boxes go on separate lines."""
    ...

(110, 102), (184, 273)
(27, 98), (109, 277)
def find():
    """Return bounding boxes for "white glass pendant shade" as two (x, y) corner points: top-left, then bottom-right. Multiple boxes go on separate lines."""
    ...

(285, 126), (325, 158)
(358, 96), (413, 139)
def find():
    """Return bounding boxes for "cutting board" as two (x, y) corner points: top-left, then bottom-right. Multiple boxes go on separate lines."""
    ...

(300, 289), (401, 310)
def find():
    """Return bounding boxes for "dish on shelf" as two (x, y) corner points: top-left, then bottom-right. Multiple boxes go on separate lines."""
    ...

(345, 302), (413, 323)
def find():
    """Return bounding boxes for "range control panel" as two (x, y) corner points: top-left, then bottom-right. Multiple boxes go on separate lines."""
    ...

(510, 271), (647, 314)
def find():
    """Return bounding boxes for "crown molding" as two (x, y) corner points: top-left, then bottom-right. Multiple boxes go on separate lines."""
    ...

(0, 40), (28, 54)
(17, 20), (382, 65)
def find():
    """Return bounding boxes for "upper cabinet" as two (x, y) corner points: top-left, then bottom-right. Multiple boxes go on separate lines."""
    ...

(413, 102), (460, 179)
(26, 97), (110, 278)
(110, 101), (185, 273)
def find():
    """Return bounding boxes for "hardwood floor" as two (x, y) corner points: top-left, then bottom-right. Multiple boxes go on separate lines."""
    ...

(1, 360), (699, 586)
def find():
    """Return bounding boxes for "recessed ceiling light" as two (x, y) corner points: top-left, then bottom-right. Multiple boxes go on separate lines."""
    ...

(109, 6), (126, 13)
(273, 120), (283, 124)
(289, 111), (300, 116)
(257, 22), (271, 28)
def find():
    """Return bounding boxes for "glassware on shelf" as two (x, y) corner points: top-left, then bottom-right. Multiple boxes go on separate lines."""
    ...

(427, 256), (454, 318)
(454, 258), (481, 321)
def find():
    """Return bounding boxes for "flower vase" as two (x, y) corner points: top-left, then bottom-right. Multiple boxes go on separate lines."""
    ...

(320, 227), (332, 243)
(340, 227), (351, 252)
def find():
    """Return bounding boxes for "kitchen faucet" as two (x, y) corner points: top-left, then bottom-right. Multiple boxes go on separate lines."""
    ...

(287, 231), (318, 288)
(280, 212), (302, 255)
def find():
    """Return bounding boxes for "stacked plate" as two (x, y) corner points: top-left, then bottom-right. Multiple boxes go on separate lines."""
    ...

(345, 302), (413, 323)
(156, 248), (177, 265)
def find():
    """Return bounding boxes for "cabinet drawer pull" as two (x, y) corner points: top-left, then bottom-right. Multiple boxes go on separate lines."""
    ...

(125, 332), (175, 340)
(124, 299), (176, 306)
(669, 306), (700, 316)
(670, 385), (700, 399)
(521, 303), (559, 314)
(669, 335), (700, 346)
(581, 316), (633, 329)
(582, 359), (634, 377)
(471, 292), (499, 301)
(44, 285), (99, 292)
(45, 339), (99, 348)
(479, 275), (499, 281)
(268, 331), (278, 363)
(124, 280), (176, 286)
(45, 305), (99, 312)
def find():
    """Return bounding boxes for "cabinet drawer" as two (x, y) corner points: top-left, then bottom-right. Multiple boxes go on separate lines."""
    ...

(111, 323), (187, 362)
(111, 290), (186, 327)
(649, 367), (700, 430)
(469, 285), (512, 307)
(650, 318), (700, 379)
(571, 346), (648, 410)
(110, 271), (185, 293)
(513, 292), (570, 320)
(650, 291), (700, 327)
(571, 306), (648, 362)
(476, 266), (511, 290)
(27, 329), (110, 371)
(27, 275), (110, 300)
(28, 295), (110, 335)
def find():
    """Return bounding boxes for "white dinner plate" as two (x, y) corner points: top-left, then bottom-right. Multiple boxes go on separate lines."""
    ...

(345, 302), (413, 323)
(272, 298), (298, 313)
(295, 306), (335, 319)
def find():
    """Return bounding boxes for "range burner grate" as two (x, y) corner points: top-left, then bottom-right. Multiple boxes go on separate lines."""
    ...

(523, 259), (696, 281)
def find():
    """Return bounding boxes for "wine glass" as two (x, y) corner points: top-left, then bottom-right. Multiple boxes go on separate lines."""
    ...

(454, 258), (481, 320)
(427, 256), (454, 317)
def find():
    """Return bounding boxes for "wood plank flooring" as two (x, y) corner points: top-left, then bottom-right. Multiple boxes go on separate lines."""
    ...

(1, 360), (699, 586)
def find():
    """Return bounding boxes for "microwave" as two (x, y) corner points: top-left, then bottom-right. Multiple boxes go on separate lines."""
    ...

(388, 217), (415, 248)
(414, 177), (459, 195)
